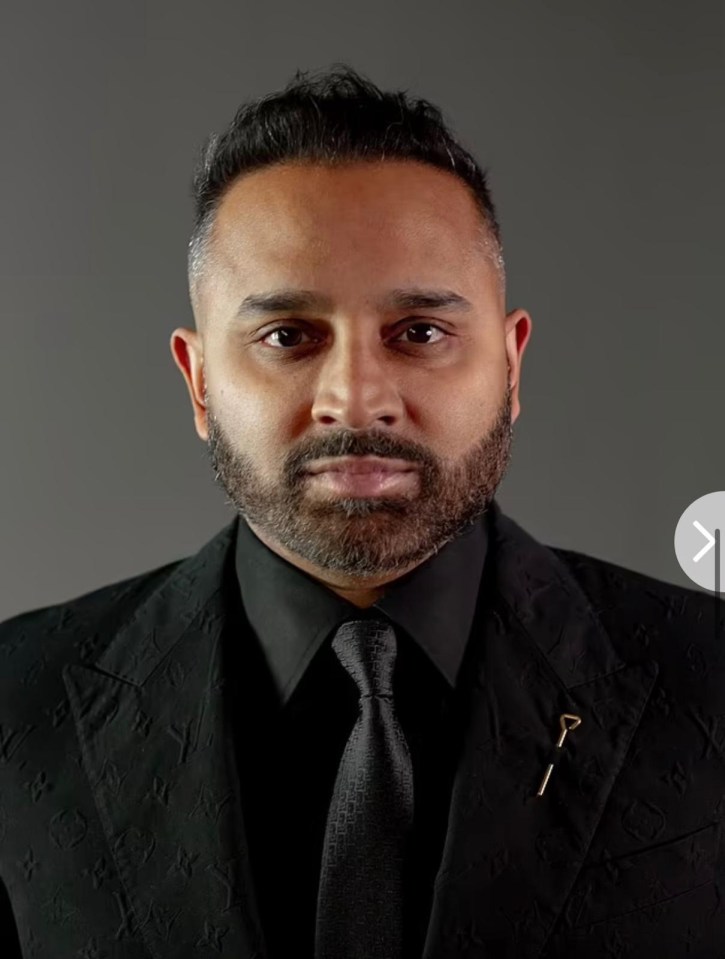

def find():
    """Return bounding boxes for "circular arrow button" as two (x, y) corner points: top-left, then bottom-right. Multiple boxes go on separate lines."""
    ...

(674, 491), (725, 593)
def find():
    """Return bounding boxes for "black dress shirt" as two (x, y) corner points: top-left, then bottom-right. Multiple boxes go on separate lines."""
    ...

(224, 506), (492, 959)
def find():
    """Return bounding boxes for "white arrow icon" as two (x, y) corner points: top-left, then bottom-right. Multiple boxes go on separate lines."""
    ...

(692, 520), (716, 562)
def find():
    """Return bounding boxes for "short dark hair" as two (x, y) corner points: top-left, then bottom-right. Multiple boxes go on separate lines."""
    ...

(187, 63), (505, 313)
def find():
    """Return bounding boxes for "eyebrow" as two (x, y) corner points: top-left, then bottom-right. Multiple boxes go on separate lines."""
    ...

(233, 287), (474, 321)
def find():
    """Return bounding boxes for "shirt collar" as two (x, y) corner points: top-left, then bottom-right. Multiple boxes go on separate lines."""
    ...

(234, 501), (493, 705)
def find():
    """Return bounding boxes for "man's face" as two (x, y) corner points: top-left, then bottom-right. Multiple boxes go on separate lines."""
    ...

(172, 160), (531, 584)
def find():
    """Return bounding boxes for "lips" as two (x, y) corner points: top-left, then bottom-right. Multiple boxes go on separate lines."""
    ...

(306, 468), (419, 497)
(305, 456), (417, 475)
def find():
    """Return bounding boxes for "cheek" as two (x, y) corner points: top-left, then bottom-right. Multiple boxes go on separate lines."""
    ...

(230, 389), (297, 463)
(447, 355), (501, 407)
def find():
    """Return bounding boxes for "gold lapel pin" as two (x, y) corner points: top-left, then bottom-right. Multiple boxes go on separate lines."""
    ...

(536, 713), (582, 797)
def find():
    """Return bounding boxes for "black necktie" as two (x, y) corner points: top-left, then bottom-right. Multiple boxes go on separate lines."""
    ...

(314, 618), (415, 959)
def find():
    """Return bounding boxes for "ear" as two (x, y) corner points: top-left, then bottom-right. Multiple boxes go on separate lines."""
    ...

(504, 309), (533, 423)
(169, 327), (208, 441)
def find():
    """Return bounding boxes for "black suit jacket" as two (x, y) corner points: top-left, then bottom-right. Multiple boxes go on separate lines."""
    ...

(1, 501), (724, 958)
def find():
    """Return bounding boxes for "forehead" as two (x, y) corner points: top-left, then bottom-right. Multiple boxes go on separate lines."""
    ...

(211, 160), (489, 283)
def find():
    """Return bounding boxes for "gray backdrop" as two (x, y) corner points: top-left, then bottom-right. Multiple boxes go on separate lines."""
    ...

(2, 0), (723, 619)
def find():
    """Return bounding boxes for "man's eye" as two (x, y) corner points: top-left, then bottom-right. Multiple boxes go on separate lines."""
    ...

(260, 322), (450, 350)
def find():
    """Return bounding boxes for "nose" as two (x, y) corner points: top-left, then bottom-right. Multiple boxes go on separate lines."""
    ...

(309, 338), (406, 430)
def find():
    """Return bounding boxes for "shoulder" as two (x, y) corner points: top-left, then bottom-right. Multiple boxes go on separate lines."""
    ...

(0, 557), (184, 680)
(550, 544), (716, 631)
(551, 545), (725, 701)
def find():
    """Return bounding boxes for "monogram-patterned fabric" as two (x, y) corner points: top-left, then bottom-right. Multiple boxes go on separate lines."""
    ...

(0, 499), (724, 958)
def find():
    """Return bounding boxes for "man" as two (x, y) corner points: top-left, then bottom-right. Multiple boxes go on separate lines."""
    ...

(0, 64), (723, 959)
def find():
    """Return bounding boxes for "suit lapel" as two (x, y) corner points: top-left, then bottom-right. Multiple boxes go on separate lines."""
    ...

(63, 519), (266, 958)
(422, 503), (660, 958)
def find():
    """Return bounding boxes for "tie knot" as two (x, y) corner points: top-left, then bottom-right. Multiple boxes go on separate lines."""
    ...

(331, 619), (397, 699)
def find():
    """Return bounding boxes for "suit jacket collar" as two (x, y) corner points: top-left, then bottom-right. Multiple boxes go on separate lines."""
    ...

(63, 500), (658, 959)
